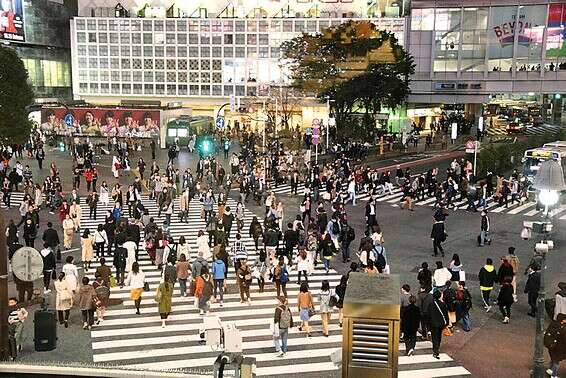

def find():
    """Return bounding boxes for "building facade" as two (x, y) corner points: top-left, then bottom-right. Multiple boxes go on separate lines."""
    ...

(69, 0), (408, 132)
(3, 0), (77, 99)
(407, 0), (566, 125)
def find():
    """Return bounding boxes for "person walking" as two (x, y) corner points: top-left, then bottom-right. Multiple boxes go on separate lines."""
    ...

(54, 272), (73, 327)
(62, 255), (79, 294)
(430, 220), (446, 257)
(195, 267), (213, 315)
(505, 247), (520, 302)
(417, 286), (433, 340)
(335, 275), (348, 327)
(273, 255), (290, 298)
(545, 313), (566, 378)
(40, 243), (56, 294)
(402, 295), (421, 356)
(80, 229), (95, 272)
(236, 259), (252, 304)
(156, 276), (173, 328)
(497, 277), (514, 324)
(319, 280), (334, 337)
(478, 258), (498, 312)
(432, 261), (452, 291)
(176, 254), (191, 297)
(94, 224), (108, 258)
(479, 210), (491, 246)
(113, 244), (127, 287)
(126, 262), (146, 315)
(525, 264), (541, 317)
(428, 290), (449, 359)
(7, 297), (28, 355)
(78, 277), (96, 330)
(297, 282), (314, 337)
(62, 214), (75, 249)
(93, 274), (110, 324)
(211, 256), (226, 306)
(454, 281), (473, 332)
(273, 296), (294, 357)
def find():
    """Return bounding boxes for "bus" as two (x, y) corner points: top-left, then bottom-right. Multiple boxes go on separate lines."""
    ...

(523, 141), (566, 182)
(165, 116), (213, 147)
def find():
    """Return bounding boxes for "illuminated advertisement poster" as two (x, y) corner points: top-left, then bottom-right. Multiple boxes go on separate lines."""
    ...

(0, 0), (25, 42)
(488, 5), (545, 58)
(40, 107), (161, 138)
(547, 3), (566, 57)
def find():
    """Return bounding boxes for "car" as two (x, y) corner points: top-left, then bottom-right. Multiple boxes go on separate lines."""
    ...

(506, 122), (524, 133)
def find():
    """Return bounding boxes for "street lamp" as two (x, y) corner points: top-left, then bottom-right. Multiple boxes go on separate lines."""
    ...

(530, 159), (566, 378)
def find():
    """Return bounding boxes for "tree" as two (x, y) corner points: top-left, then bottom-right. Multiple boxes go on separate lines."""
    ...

(281, 20), (414, 141)
(262, 87), (301, 133)
(0, 45), (34, 145)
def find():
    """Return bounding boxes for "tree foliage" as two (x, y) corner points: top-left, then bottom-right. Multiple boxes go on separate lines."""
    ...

(0, 45), (34, 144)
(281, 20), (414, 141)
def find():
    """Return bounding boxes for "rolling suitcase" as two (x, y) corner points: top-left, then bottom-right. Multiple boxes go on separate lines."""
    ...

(34, 309), (57, 351)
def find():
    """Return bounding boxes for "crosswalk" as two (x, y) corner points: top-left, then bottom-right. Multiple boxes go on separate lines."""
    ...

(71, 194), (471, 377)
(486, 123), (564, 137)
(264, 183), (566, 219)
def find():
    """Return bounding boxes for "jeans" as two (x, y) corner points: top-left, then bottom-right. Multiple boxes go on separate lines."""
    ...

(81, 309), (95, 326)
(179, 278), (187, 296)
(274, 327), (289, 352)
(480, 230), (489, 246)
(323, 258), (330, 271)
(115, 266), (125, 285)
(431, 327), (443, 355)
(348, 191), (356, 205)
(275, 281), (287, 298)
(460, 311), (472, 331)
(341, 242), (351, 261)
(478, 197), (487, 208)
(549, 362), (560, 376)
(214, 279), (224, 301)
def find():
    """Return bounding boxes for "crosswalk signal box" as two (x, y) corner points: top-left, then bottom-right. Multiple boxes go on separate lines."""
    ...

(342, 273), (401, 378)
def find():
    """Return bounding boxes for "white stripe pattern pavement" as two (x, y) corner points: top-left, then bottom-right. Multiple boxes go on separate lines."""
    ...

(78, 195), (470, 377)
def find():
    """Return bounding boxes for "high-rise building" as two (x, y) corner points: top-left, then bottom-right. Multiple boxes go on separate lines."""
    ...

(2, 0), (77, 99)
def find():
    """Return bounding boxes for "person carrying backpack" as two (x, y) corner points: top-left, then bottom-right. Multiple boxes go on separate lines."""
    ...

(326, 215), (341, 250)
(273, 296), (294, 357)
(195, 267), (213, 315)
(371, 243), (388, 273)
(339, 219), (356, 263)
(236, 259), (253, 304)
(273, 256), (289, 298)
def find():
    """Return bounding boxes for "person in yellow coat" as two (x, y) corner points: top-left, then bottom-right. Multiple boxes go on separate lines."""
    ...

(80, 228), (95, 272)
(62, 214), (75, 249)
(69, 200), (82, 233)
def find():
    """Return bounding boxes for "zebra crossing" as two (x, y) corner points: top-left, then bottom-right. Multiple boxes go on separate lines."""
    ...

(264, 183), (566, 219)
(75, 195), (470, 377)
(486, 123), (564, 137)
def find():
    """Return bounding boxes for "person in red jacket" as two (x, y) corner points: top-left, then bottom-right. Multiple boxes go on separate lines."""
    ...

(58, 200), (70, 222)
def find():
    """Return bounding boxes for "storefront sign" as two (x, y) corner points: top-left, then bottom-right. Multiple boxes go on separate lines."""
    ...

(0, 0), (25, 42)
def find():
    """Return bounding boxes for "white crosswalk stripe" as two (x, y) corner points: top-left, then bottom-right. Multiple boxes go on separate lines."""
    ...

(79, 195), (470, 376)
(486, 124), (564, 137)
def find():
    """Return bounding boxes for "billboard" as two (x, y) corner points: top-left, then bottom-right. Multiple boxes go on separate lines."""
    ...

(40, 107), (161, 138)
(0, 0), (25, 42)
(547, 3), (566, 57)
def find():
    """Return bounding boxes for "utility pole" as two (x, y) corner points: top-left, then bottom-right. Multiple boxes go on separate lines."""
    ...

(0, 216), (9, 361)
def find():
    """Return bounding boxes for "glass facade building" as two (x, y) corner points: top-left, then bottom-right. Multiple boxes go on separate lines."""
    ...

(9, 0), (76, 99)
(71, 17), (405, 100)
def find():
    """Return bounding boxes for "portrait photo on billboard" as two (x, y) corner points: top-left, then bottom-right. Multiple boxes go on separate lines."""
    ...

(40, 107), (160, 138)
(0, 0), (25, 42)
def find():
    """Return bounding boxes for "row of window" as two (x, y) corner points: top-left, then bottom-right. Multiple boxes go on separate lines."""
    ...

(77, 31), (279, 45)
(78, 83), (258, 97)
(76, 45), (281, 58)
(76, 18), (348, 34)
(78, 70), (226, 83)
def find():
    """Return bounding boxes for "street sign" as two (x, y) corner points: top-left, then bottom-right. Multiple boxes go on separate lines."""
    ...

(11, 247), (43, 282)
(465, 140), (477, 154)
(312, 118), (320, 145)
(215, 117), (225, 130)
(64, 113), (74, 127)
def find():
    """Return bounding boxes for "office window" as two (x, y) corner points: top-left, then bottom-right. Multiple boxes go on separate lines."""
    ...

(166, 20), (175, 32)
(167, 59), (176, 70)
(166, 33), (176, 44)
(155, 59), (164, 69)
(110, 58), (119, 69)
(100, 71), (109, 81)
(224, 85), (234, 95)
(143, 47), (152, 58)
(178, 46), (187, 57)
(178, 72), (187, 82)
(236, 85), (245, 96)
(154, 33), (165, 44)
(133, 84), (142, 94)
(88, 57), (98, 68)
(411, 8), (435, 31)
(101, 83), (110, 93)
(132, 46), (142, 57)
(167, 84), (176, 95)
(177, 20), (187, 31)
(97, 20), (107, 30)
(122, 84), (131, 94)
(247, 34), (257, 45)
(133, 71), (142, 81)
(178, 84), (187, 95)
(111, 71), (120, 81)
(189, 59), (199, 70)
(212, 59), (222, 70)
(121, 46), (130, 56)
(120, 33), (130, 44)
(167, 72), (176, 82)
(98, 32), (108, 43)
(155, 46), (164, 57)
(201, 47), (210, 57)
(212, 85), (222, 95)
(155, 72), (165, 82)
(189, 47), (199, 57)
(178, 33), (187, 44)
(212, 47), (222, 57)
(132, 33), (141, 44)
(154, 21), (164, 31)
(166, 46), (176, 57)
(201, 60), (210, 70)
(224, 47), (233, 57)
(88, 33), (96, 43)
(223, 21), (233, 32)
(77, 32), (86, 43)
(143, 33), (152, 44)
(201, 72), (210, 82)
(132, 58), (142, 69)
(111, 83), (120, 92)
(89, 83), (98, 93)
(201, 85), (210, 95)
(144, 71), (153, 81)
(110, 46), (119, 56)
(212, 72), (222, 83)
(99, 59), (108, 69)
(178, 59), (187, 70)
(144, 84), (154, 94)
(121, 59), (131, 69)
(190, 85), (199, 95)
(122, 71), (131, 82)
(132, 20), (141, 31)
(190, 72), (199, 82)
(77, 45), (86, 56)
(235, 47), (245, 57)
(144, 59), (153, 69)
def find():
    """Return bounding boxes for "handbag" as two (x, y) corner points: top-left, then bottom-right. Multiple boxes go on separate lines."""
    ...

(93, 296), (102, 308)
(308, 308), (316, 318)
(329, 294), (338, 308)
(154, 287), (161, 303)
(109, 275), (117, 288)
(189, 280), (196, 296)
(143, 282), (150, 292)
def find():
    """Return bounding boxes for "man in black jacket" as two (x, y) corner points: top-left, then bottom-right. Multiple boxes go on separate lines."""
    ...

(427, 290), (449, 359)
(283, 223), (299, 261)
(525, 264), (541, 317)
(264, 222), (281, 264)
(41, 222), (60, 252)
(113, 244), (128, 287)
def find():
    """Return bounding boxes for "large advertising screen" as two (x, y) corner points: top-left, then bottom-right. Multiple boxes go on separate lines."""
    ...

(40, 107), (161, 138)
(0, 0), (25, 42)
(547, 3), (566, 57)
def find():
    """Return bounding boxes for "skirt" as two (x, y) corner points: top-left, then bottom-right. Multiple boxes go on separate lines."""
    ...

(130, 288), (143, 301)
(299, 308), (311, 321)
(160, 312), (170, 319)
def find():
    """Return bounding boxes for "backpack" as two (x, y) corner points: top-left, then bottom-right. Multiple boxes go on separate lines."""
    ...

(279, 306), (291, 328)
(202, 279), (214, 300)
(372, 245), (386, 270)
(280, 266), (289, 284)
(332, 221), (340, 235)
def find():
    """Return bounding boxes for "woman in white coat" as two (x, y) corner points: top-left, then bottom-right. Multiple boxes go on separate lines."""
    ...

(54, 271), (73, 328)
(123, 240), (138, 273)
(196, 230), (211, 260)
(61, 255), (79, 293)
(99, 181), (110, 206)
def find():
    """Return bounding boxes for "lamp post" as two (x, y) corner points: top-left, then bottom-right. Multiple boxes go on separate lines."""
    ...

(530, 160), (566, 378)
